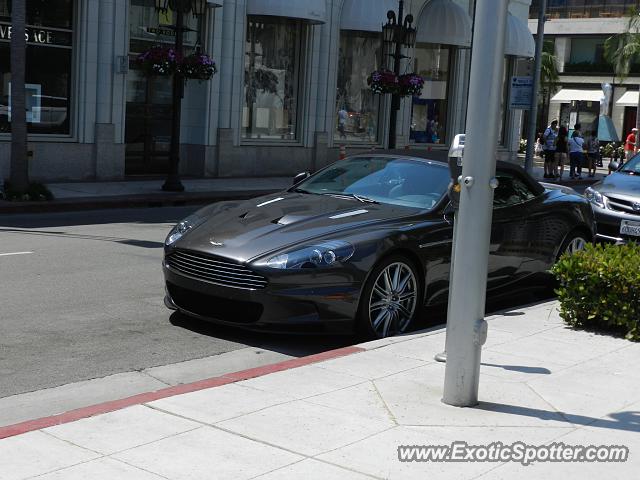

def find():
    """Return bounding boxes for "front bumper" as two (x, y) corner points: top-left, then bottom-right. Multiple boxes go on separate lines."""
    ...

(163, 260), (362, 334)
(592, 205), (640, 243)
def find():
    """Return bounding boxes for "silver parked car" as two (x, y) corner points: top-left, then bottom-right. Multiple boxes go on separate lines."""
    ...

(585, 154), (640, 243)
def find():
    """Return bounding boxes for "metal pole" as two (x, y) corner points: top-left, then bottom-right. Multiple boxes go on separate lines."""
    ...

(163, 4), (186, 192)
(442, 0), (509, 407)
(388, 0), (404, 150)
(524, 0), (547, 174)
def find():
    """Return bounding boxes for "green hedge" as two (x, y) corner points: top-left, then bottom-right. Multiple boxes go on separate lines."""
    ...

(551, 243), (640, 341)
(1, 181), (53, 202)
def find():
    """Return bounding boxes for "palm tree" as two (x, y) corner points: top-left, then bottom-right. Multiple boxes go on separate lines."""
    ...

(604, 7), (640, 148)
(538, 40), (559, 132)
(9, 0), (28, 192)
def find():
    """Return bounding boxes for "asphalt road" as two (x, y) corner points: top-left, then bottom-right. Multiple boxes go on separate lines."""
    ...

(0, 206), (352, 400)
(0, 204), (551, 421)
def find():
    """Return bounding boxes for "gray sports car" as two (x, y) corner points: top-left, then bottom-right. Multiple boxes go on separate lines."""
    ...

(163, 154), (595, 339)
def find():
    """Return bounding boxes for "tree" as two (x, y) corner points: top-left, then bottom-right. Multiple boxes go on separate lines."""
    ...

(604, 7), (640, 148)
(538, 40), (559, 132)
(9, 0), (28, 192)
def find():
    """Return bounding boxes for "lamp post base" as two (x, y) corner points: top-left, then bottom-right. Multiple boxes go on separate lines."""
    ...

(161, 177), (185, 192)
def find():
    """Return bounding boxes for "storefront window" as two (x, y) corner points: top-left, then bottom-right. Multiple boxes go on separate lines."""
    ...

(129, 0), (202, 54)
(126, 0), (204, 175)
(243, 16), (303, 141)
(0, 0), (74, 135)
(410, 44), (450, 144)
(335, 31), (382, 143)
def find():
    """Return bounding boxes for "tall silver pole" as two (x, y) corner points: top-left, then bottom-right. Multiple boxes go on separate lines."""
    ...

(442, 0), (509, 407)
(524, 0), (548, 174)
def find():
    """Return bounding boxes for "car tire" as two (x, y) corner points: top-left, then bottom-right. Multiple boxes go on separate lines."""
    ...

(356, 254), (423, 340)
(556, 231), (590, 262)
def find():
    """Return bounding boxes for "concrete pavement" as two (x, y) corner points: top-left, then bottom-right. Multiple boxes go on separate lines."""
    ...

(0, 177), (292, 214)
(1, 300), (638, 479)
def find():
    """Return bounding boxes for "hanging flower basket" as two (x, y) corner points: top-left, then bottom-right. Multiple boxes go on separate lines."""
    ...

(136, 46), (180, 76)
(181, 53), (218, 81)
(368, 69), (399, 95)
(399, 73), (425, 97)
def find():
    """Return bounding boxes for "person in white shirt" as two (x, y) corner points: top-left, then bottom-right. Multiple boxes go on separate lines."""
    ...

(568, 124), (585, 179)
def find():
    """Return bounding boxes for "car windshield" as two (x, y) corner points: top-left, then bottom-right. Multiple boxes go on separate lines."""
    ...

(620, 155), (640, 175)
(294, 157), (451, 210)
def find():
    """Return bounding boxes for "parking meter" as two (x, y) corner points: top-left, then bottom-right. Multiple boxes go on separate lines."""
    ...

(448, 134), (465, 209)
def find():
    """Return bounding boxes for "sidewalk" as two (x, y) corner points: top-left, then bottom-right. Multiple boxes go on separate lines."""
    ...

(528, 158), (609, 187)
(0, 155), (611, 215)
(0, 177), (292, 214)
(1, 300), (638, 479)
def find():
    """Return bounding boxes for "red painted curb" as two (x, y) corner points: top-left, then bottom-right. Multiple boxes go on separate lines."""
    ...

(0, 345), (365, 440)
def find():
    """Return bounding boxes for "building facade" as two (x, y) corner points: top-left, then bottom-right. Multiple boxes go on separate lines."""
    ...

(0, 0), (532, 183)
(529, 0), (640, 139)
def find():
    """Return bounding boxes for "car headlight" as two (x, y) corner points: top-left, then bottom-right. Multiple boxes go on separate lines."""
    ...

(262, 240), (355, 269)
(165, 213), (207, 246)
(585, 187), (605, 208)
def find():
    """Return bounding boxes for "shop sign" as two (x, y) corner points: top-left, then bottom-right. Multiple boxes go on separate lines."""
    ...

(145, 26), (175, 37)
(509, 76), (533, 110)
(0, 23), (72, 47)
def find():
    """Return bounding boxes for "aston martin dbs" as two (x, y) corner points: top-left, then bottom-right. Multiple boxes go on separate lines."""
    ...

(163, 155), (595, 338)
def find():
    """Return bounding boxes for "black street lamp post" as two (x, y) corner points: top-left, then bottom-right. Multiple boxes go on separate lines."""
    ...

(382, 0), (416, 150)
(155, 0), (209, 192)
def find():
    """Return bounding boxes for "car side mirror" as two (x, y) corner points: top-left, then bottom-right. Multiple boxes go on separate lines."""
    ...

(293, 171), (310, 185)
(609, 160), (620, 172)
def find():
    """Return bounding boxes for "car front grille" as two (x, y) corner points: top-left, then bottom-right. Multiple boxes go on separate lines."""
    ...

(165, 250), (268, 290)
(166, 282), (263, 323)
(606, 195), (640, 216)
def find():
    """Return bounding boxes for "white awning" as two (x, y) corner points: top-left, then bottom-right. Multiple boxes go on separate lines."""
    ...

(550, 89), (603, 103)
(340, 0), (397, 32)
(616, 90), (639, 107)
(415, 0), (472, 48)
(246, 0), (327, 24)
(505, 13), (535, 58)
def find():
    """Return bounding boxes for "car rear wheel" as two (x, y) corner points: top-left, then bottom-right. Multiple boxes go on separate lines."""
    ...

(357, 255), (422, 339)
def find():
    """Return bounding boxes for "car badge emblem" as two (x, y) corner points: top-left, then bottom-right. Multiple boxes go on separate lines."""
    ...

(633, 202), (640, 212)
(209, 238), (224, 247)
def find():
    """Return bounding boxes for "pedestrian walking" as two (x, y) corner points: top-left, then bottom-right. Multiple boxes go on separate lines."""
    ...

(337, 108), (348, 139)
(542, 119), (559, 178)
(585, 130), (599, 178)
(568, 126), (585, 179)
(555, 126), (569, 180)
(625, 127), (637, 162)
(534, 133), (544, 157)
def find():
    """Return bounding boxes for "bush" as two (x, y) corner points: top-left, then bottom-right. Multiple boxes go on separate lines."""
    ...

(1, 181), (54, 202)
(518, 138), (527, 154)
(601, 143), (625, 159)
(551, 243), (640, 341)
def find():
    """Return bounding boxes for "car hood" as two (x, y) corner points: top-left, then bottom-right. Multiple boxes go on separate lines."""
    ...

(173, 192), (422, 262)
(593, 173), (640, 198)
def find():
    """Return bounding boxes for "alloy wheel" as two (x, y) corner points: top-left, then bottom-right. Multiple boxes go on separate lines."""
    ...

(368, 262), (417, 338)
(565, 236), (588, 255)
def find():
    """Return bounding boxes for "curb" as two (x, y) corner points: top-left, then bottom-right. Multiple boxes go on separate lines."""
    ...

(0, 189), (280, 215)
(0, 345), (365, 440)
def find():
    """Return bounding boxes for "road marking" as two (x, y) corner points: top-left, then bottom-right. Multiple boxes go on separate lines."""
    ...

(0, 251), (33, 257)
